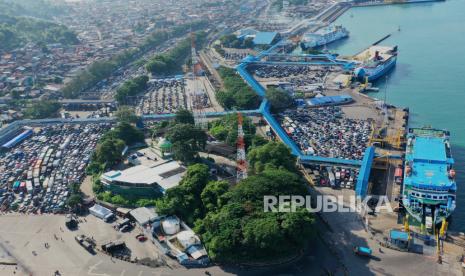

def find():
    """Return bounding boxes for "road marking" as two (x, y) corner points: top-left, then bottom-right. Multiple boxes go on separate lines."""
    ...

(87, 260), (109, 276)
(138, 271), (144, 276)
(120, 270), (126, 276)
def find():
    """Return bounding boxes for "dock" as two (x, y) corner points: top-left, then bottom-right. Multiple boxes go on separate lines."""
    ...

(373, 34), (392, 46)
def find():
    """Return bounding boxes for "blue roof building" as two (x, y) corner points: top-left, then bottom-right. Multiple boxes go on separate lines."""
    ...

(253, 32), (280, 46)
(307, 95), (353, 107)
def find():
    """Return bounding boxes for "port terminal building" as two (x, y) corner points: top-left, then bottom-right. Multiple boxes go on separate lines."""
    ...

(100, 160), (186, 196)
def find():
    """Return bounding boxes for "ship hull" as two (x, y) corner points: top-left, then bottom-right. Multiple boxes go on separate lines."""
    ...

(355, 56), (397, 82)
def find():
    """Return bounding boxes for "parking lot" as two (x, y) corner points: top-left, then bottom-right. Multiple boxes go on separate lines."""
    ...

(279, 106), (371, 160)
(0, 123), (111, 214)
(136, 78), (189, 115)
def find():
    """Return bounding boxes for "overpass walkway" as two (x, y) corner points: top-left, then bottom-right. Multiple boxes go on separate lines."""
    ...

(1, 49), (373, 196)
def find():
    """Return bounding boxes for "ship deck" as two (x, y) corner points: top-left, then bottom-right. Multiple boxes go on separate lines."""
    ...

(353, 45), (394, 62)
(404, 136), (455, 190)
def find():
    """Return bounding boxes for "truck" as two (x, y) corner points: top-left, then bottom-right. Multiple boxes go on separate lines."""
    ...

(328, 171), (336, 188)
(75, 235), (95, 254)
(66, 214), (78, 229)
(353, 246), (372, 257)
(26, 180), (33, 194)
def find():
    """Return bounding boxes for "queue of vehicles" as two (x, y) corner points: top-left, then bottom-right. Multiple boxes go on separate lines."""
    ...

(304, 164), (358, 190)
(0, 124), (111, 214)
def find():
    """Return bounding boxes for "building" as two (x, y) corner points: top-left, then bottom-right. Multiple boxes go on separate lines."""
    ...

(89, 204), (114, 222)
(307, 95), (353, 107)
(389, 229), (411, 250)
(252, 32), (281, 46)
(100, 160), (186, 196)
(129, 207), (158, 226)
(151, 215), (209, 266)
(152, 138), (173, 159)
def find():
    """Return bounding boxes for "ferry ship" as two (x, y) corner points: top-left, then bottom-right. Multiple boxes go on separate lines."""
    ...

(354, 45), (397, 82)
(300, 25), (349, 49)
(402, 127), (457, 230)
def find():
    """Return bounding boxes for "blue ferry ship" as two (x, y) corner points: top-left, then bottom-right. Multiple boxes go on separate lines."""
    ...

(402, 127), (457, 229)
(354, 46), (397, 82)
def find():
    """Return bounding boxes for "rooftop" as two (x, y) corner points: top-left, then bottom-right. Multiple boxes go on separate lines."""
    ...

(405, 131), (454, 189)
(412, 137), (446, 162)
(129, 207), (158, 225)
(390, 230), (409, 241)
(102, 160), (186, 192)
(253, 32), (279, 45)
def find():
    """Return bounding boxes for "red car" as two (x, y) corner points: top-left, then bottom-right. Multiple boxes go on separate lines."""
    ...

(136, 234), (147, 242)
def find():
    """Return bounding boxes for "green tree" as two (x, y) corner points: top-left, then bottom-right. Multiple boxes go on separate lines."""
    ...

(24, 100), (61, 119)
(251, 135), (268, 148)
(166, 124), (207, 164)
(216, 67), (261, 110)
(196, 169), (314, 262)
(115, 75), (149, 104)
(174, 109), (195, 125)
(209, 114), (256, 148)
(201, 180), (229, 212)
(266, 87), (294, 113)
(156, 164), (210, 224)
(115, 106), (139, 124)
(94, 138), (126, 167)
(247, 142), (297, 174)
(66, 194), (82, 209)
(111, 122), (145, 145)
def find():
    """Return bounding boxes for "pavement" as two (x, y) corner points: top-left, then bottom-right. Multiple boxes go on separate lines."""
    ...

(314, 186), (464, 276)
(0, 213), (346, 276)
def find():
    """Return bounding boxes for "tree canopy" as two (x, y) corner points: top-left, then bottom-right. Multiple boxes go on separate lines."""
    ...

(115, 75), (149, 104)
(216, 67), (260, 110)
(0, 14), (78, 51)
(94, 137), (126, 167)
(247, 141), (298, 174)
(156, 164), (211, 224)
(265, 87), (295, 113)
(24, 100), (61, 119)
(219, 34), (254, 49)
(156, 139), (315, 264)
(174, 109), (195, 125)
(209, 113), (256, 147)
(166, 123), (207, 164)
(114, 106), (139, 124)
(146, 32), (207, 75)
(195, 168), (314, 263)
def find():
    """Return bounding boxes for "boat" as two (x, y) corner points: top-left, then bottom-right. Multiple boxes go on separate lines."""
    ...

(300, 25), (349, 49)
(402, 127), (457, 230)
(354, 45), (398, 82)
